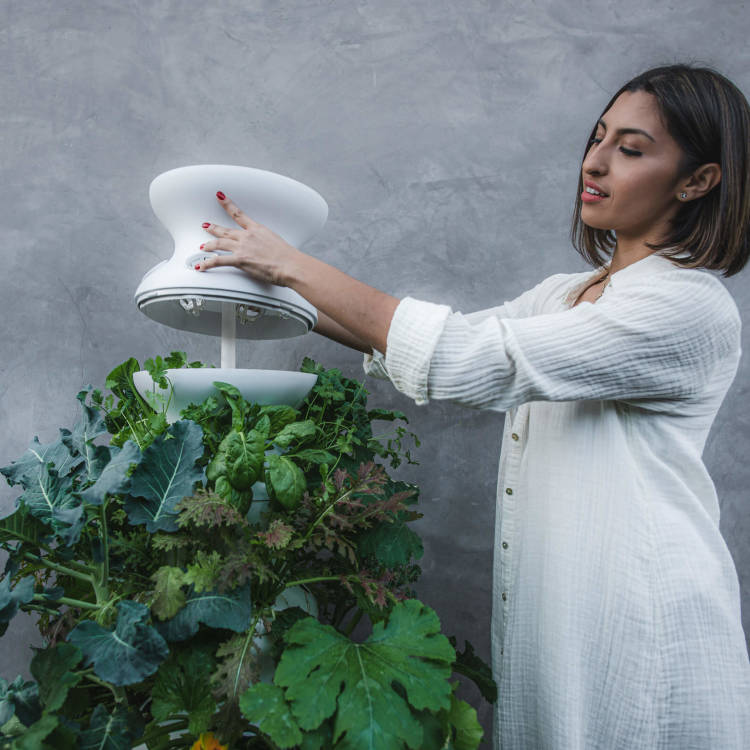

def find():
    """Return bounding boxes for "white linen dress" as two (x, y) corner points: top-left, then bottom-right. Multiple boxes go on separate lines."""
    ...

(363, 252), (750, 749)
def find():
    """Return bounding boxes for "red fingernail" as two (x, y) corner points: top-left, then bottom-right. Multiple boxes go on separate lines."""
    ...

(202, 222), (210, 228)
(195, 264), (201, 270)
(200, 244), (205, 249)
(217, 191), (225, 200)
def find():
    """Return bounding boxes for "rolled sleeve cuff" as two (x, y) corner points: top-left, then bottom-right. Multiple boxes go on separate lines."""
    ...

(366, 296), (452, 405)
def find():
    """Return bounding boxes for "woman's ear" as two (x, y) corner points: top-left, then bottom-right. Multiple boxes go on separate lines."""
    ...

(681, 163), (721, 200)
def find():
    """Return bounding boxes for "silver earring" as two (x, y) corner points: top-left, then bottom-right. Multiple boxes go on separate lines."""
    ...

(679, 192), (688, 199)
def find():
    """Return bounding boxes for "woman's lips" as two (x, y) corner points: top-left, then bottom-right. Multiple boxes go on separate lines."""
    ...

(581, 190), (608, 203)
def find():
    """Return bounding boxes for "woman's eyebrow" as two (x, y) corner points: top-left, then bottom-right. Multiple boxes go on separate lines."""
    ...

(597, 118), (656, 142)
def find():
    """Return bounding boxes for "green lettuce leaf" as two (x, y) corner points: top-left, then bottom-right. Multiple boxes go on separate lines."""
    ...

(0, 675), (41, 727)
(78, 704), (142, 750)
(150, 566), (187, 620)
(124, 420), (204, 532)
(157, 583), (252, 642)
(265, 455), (306, 511)
(79, 441), (141, 506)
(67, 600), (169, 686)
(29, 642), (82, 713)
(0, 432), (83, 489)
(0, 576), (34, 625)
(207, 429), (265, 490)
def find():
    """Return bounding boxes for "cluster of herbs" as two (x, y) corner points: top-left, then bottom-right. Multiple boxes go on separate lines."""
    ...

(0, 354), (495, 749)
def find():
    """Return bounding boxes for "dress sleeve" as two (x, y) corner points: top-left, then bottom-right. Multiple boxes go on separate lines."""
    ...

(362, 276), (552, 381)
(372, 270), (741, 410)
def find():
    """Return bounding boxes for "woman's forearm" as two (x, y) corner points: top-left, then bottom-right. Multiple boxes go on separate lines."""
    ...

(312, 311), (374, 354)
(286, 252), (399, 356)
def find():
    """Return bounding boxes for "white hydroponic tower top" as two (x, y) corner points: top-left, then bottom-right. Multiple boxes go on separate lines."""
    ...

(134, 164), (327, 340)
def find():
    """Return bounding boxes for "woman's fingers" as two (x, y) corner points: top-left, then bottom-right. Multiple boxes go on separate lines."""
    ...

(217, 192), (255, 230)
(197, 251), (234, 271)
(202, 221), (241, 240)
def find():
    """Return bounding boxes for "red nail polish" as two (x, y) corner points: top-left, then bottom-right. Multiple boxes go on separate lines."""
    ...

(194, 264), (201, 270)
(217, 191), (226, 200)
(200, 244), (205, 249)
(202, 222), (210, 228)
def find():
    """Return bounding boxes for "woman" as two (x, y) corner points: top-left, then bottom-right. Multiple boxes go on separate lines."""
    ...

(197, 63), (750, 748)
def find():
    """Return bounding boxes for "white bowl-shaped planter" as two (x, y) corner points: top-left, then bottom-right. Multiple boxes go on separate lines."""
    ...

(134, 164), (327, 339)
(132, 368), (318, 423)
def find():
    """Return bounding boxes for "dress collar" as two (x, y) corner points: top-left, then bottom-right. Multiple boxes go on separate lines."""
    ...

(564, 249), (689, 307)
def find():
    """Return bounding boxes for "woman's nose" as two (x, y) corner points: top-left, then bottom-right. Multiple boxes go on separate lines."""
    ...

(583, 144), (608, 175)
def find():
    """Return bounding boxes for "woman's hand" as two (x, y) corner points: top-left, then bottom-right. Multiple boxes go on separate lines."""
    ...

(196, 190), (400, 356)
(196, 192), (302, 286)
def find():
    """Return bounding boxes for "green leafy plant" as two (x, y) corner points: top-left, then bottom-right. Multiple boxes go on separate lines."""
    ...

(0, 354), (495, 749)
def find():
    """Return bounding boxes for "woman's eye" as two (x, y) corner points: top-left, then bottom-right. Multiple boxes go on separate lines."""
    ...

(620, 147), (642, 157)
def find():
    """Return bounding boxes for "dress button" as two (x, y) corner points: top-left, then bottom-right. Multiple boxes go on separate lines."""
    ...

(502, 542), (508, 549)
(505, 488), (513, 495)
(502, 592), (507, 601)
(511, 433), (519, 441)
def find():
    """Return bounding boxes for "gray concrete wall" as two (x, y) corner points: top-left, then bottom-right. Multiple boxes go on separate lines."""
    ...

(1, 1), (748, 745)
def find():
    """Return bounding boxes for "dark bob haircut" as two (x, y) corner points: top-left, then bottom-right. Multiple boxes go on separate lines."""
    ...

(570, 63), (750, 277)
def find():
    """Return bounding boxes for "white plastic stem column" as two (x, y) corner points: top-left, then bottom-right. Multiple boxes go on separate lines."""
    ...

(221, 302), (236, 369)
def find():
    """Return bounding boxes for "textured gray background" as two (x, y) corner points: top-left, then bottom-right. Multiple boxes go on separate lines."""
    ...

(1, 1), (749, 746)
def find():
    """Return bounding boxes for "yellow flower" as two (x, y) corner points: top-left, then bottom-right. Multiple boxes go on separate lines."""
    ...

(191, 732), (227, 750)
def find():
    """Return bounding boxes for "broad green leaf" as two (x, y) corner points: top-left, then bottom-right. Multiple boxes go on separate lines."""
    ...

(0, 506), (50, 548)
(449, 638), (497, 704)
(207, 429), (265, 490)
(258, 405), (299, 436)
(358, 520), (424, 567)
(239, 683), (302, 749)
(299, 722), (334, 750)
(0, 675), (41, 727)
(0, 576), (35, 624)
(290, 449), (336, 465)
(79, 441), (141, 506)
(78, 704), (140, 750)
(124, 420), (204, 532)
(105, 357), (140, 394)
(265, 455), (305, 511)
(29, 643), (82, 712)
(273, 600), (455, 749)
(444, 694), (483, 750)
(67, 600), (169, 686)
(10, 712), (59, 748)
(151, 649), (217, 735)
(151, 566), (187, 620)
(16, 465), (82, 545)
(273, 420), (317, 448)
(0, 432), (83, 489)
(63, 389), (108, 481)
(158, 583), (252, 642)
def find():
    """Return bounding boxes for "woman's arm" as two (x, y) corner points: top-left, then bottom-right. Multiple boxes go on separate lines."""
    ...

(285, 252), (398, 356)
(312, 310), (374, 354)
(196, 192), (399, 355)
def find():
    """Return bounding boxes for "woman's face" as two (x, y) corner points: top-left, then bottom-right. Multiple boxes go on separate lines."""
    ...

(580, 90), (688, 245)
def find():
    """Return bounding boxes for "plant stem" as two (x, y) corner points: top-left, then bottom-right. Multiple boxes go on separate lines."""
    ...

(23, 552), (93, 585)
(98, 498), (110, 590)
(32, 594), (99, 611)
